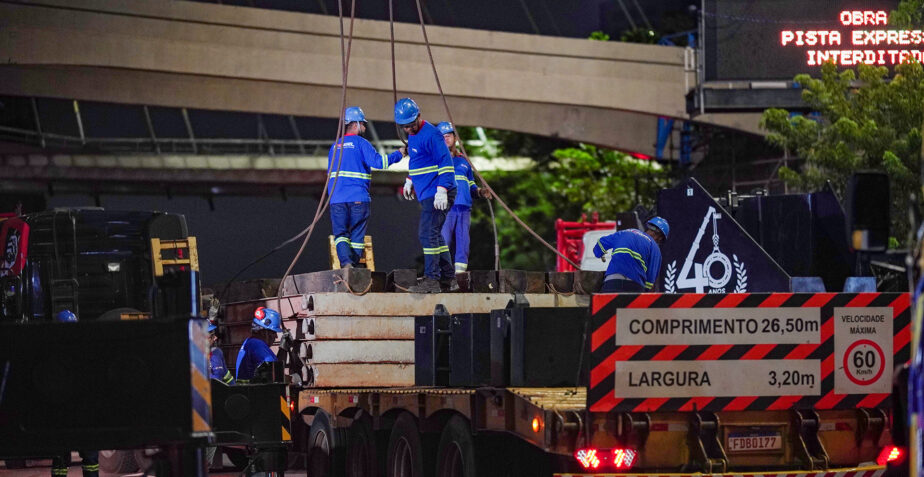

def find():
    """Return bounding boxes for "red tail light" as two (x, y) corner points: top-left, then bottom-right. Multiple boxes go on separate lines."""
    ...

(877, 445), (905, 466)
(612, 448), (638, 469)
(574, 448), (637, 470)
(575, 449), (601, 470)
(289, 399), (295, 413)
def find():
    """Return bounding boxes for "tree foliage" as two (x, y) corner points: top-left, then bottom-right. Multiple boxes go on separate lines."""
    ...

(469, 145), (669, 271)
(760, 61), (924, 242)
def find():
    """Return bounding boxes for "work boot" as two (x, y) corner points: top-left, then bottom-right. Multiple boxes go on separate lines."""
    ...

(409, 277), (441, 293)
(441, 278), (460, 292)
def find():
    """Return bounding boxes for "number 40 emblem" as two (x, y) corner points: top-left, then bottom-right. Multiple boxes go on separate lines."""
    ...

(664, 206), (748, 293)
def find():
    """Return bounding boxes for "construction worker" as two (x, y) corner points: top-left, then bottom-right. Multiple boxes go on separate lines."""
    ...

(235, 307), (282, 384)
(437, 121), (489, 273)
(208, 322), (234, 385)
(395, 98), (458, 293)
(328, 106), (405, 269)
(593, 217), (669, 293)
(51, 309), (100, 477)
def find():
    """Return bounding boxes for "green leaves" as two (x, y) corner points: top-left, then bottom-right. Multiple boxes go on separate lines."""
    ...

(469, 144), (669, 271)
(760, 58), (924, 243)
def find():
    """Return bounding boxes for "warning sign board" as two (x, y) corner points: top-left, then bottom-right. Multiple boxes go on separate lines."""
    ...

(833, 307), (892, 394)
(588, 293), (910, 413)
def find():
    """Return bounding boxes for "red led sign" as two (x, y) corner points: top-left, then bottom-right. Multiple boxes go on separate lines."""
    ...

(780, 11), (924, 67)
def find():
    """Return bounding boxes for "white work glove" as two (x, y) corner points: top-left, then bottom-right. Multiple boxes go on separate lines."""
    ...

(434, 187), (449, 210)
(403, 177), (415, 200)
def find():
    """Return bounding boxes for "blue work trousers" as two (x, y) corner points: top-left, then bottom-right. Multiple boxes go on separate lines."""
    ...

(330, 201), (370, 267)
(441, 205), (471, 271)
(419, 190), (456, 280)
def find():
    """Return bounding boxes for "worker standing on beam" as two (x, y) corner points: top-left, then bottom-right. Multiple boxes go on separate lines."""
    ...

(593, 217), (669, 293)
(395, 98), (458, 293)
(437, 121), (489, 273)
(328, 106), (405, 269)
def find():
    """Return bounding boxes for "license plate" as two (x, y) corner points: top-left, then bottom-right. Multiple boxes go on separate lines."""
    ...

(727, 432), (782, 452)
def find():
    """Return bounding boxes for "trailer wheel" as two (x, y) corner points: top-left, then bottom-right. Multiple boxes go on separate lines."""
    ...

(99, 449), (139, 474)
(346, 416), (377, 477)
(307, 412), (345, 477)
(435, 416), (476, 477)
(386, 413), (424, 477)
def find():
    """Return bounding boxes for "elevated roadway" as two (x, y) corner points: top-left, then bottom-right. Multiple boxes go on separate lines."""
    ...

(0, 0), (761, 163)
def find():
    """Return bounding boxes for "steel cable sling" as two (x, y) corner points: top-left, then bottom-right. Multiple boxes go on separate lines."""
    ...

(404, 0), (580, 270)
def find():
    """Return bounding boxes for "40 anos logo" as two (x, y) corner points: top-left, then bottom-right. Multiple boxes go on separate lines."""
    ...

(664, 206), (748, 293)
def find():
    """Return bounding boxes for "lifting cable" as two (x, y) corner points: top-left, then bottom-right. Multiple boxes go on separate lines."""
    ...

(275, 0), (358, 300)
(219, 0), (357, 305)
(408, 0), (580, 270)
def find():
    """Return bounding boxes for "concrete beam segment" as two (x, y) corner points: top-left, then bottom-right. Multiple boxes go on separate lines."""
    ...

(301, 292), (589, 316)
(0, 0), (757, 156)
(303, 340), (415, 364)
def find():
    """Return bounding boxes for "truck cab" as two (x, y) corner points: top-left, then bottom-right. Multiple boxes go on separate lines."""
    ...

(0, 208), (195, 322)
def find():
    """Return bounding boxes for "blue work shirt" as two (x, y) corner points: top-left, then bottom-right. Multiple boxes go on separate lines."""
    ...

(407, 122), (455, 201)
(451, 155), (478, 208)
(327, 134), (403, 203)
(235, 337), (277, 383)
(593, 229), (662, 290)
(210, 347), (235, 385)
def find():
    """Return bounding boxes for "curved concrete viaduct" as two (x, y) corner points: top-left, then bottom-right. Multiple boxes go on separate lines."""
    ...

(0, 0), (761, 160)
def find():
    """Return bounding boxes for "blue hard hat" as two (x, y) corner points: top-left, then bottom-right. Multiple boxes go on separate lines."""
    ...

(55, 309), (77, 323)
(437, 121), (455, 135)
(208, 322), (218, 333)
(394, 98), (420, 126)
(344, 106), (366, 124)
(252, 307), (283, 333)
(646, 216), (670, 239)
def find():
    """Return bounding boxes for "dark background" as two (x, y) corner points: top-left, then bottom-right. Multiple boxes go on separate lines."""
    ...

(706, 0), (902, 81)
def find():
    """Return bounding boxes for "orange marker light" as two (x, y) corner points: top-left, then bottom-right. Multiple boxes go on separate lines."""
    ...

(531, 417), (541, 433)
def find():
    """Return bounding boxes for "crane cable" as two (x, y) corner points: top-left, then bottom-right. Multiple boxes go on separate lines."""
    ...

(407, 0), (580, 270)
(218, 0), (357, 305)
(275, 0), (358, 302)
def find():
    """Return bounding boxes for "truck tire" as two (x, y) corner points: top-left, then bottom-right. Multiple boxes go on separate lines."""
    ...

(435, 416), (476, 477)
(386, 413), (424, 477)
(307, 411), (345, 477)
(346, 416), (377, 477)
(99, 449), (139, 474)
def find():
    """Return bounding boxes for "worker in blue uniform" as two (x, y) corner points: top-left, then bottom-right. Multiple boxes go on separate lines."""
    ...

(235, 307), (282, 384)
(436, 121), (489, 273)
(208, 322), (234, 385)
(395, 98), (458, 293)
(51, 310), (100, 477)
(328, 106), (405, 269)
(593, 217), (669, 293)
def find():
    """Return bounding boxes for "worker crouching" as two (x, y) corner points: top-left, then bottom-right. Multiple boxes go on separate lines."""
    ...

(594, 217), (669, 293)
(235, 307), (283, 384)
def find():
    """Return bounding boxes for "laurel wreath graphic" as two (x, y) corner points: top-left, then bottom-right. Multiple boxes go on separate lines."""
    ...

(733, 254), (748, 292)
(664, 260), (677, 293)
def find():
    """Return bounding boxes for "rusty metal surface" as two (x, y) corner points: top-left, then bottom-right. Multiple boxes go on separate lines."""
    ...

(548, 272), (575, 294)
(302, 293), (589, 316)
(222, 295), (303, 323)
(281, 269), (378, 295)
(304, 316), (414, 340)
(469, 271), (498, 292)
(386, 269), (417, 292)
(303, 340), (414, 364)
(508, 387), (586, 411)
(306, 363), (414, 387)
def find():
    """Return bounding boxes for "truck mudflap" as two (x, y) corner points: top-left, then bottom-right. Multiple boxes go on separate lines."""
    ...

(554, 464), (885, 477)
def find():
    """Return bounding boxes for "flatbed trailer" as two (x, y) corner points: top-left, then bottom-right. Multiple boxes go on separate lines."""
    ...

(219, 289), (910, 477)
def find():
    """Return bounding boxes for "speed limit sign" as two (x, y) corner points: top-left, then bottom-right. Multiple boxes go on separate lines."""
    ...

(843, 339), (885, 386)
(834, 307), (892, 394)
